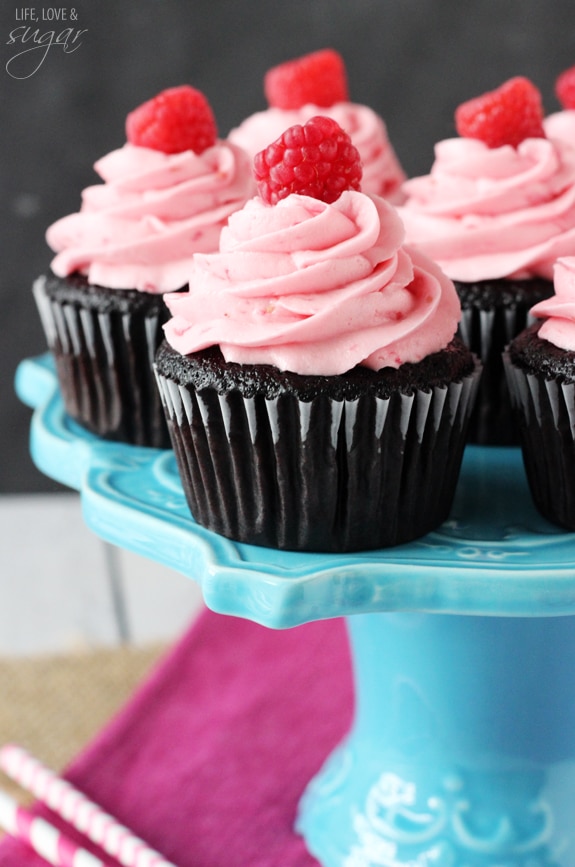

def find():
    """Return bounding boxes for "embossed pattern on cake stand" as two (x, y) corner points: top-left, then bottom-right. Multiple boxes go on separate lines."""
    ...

(16, 354), (575, 867)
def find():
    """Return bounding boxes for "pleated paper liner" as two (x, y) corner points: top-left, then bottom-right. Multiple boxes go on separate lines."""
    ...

(154, 355), (481, 553)
(456, 277), (553, 446)
(504, 351), (575, 531)
(33, 273), (172, 449)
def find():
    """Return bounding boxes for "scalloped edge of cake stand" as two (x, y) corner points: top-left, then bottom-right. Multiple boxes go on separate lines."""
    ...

(15, 354), (575, 627)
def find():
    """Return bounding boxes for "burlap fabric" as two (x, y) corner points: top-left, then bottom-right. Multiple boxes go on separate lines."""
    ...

(0, 644), (165, 818)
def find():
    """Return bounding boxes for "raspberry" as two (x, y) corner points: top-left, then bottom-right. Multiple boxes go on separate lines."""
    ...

(556, 64), (575, 109)
(264, 48), (349, 110)
(253, 115), (362, 205)
(454, 76), (546, 149)
(126, 85), (217, 155)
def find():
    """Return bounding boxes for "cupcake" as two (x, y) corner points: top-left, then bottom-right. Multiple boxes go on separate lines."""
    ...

(154, 116), (480, 553)
(504, 256), (575, 530)
(228, 48), (406, 203)
(33, 85), (255, 448)
(399, 76), (575, 445)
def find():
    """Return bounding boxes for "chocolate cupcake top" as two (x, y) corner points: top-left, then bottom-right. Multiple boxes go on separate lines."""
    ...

(164, 189), (461, 376)
(163, 115), (456, 377)
(398, 77), (575, 283)
(46, 86), (255, 294)
(507, 323), (575, 384)
(155, 337), (475, 402)
(162, 116), (461, 378)
(507, 258), (575, 383)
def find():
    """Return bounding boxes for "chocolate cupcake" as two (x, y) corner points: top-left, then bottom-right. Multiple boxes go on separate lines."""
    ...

(399, 77), (575, 445)
(155, 337), (477, 552)
(34, 85), (255, 448)
(455, 276), (552, 445)
(155, 117), (480, 552)
(504, 257), (575, 530)
(34, 272), (170, 445)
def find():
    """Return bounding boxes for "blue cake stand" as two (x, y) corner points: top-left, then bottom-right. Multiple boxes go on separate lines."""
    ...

(16, 354), (575, 867)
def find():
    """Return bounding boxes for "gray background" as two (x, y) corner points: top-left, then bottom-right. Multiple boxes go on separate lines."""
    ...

(2, 0), (574, 492)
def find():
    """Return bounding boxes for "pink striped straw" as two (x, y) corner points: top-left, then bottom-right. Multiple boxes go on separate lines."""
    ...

(0, 788), (106, 867)
(0, 745), (178, 867)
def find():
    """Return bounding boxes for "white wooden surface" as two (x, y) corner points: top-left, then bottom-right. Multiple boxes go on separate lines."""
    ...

(0, 493), (204, 656)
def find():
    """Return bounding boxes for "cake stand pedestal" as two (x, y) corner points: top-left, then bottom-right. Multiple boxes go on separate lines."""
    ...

(16, 354), (575, 867)
(299, 613), (575, 866)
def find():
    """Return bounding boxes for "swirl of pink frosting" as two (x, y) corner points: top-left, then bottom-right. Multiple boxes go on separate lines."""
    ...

(544, 109), (575, 146)
(46, 141), (256, 293)
(228, 103), (406, 203)
(398, 135), (575, 282)
(531, 256), (575, 350)
(163, 191), (461, 376)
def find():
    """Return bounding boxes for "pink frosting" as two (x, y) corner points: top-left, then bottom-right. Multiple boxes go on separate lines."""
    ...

(398, 135), (575, 283)
(228, 103), (406, 203)
(531, 256), (575, 350)
(544, 109), (575, 145)
(46, 141), (256, 293)
(163, 190), (461, 376)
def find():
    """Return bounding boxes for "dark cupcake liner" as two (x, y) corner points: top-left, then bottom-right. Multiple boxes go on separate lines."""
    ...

(455, 278), (552, 446)
(154, 360), (481, 552)
(33, 274), (171, 448)
(504, 352), (575, 529)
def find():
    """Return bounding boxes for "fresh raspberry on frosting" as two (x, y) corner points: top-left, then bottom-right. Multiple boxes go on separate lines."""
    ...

(253, 115), (362, 205)
(455, 76), (546, 149)
(555, 64), (575, 109)
(264, 49), (349, 110)
(126, 85), (217, 155)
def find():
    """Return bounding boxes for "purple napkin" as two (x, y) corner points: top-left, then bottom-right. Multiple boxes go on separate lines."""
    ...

(0, 609), (353, 866)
